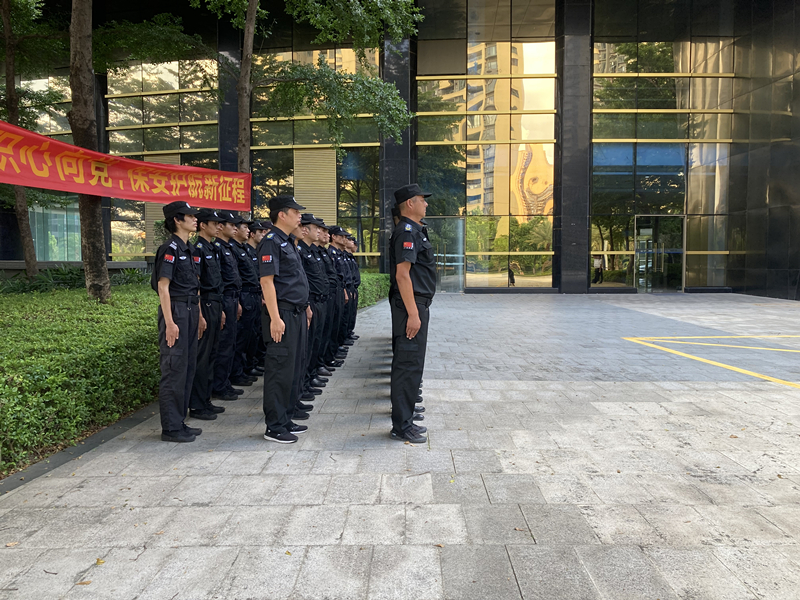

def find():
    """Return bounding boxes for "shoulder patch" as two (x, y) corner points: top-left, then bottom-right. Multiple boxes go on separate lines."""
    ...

(262, 255), (272, 263)
(266, 233), (275, 239)
(196, 242), (202, 248)
(404, 224), (412, 231)
(214, 241), (220, 247)
(403, 241), (414, 250)
(164, 254), (175, 263)
(169, 241), (178, 249)
(193, 255), (201, 263)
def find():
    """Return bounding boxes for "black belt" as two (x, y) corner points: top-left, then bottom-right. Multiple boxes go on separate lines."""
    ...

(414, 294), (433, 307)
(223, 291), (240, 299)
(171, 295), (200, 304)
(241, 286), (261, 293)
(311, 293), (328, 302)
(277, 300), (306, 313)
(200, 292), (223, 302)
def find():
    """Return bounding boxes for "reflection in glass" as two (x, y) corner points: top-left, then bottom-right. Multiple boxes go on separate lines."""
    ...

(338, 148), (380, 252)
(338, 217), (380, 254)
(142, 62), (179, 92)
(510, 144), (554, 215)
(182, 153), (219, 170)
(143, 94), (179, 124)
(144, 127), (179, 151)
(466, 145), (509, 215)
(335, 47), (379, 74)
(593, 113), (635, 138)
(179, 59), (218, 89)
(109, 129), (144, 154)
(417, 80), (467, 112)
(688, 113), (731, 140)
(590, 217), (634, 287)
(593, 42), (635, 73)
(50, 103), (72, 132)
(510, 79), (554, 110)
(510, 253), (553, 287)
(180, 125), (217, 149)
(49, 75), (71, 101)
(418, 116), (464, 142)
(251, 150), (294, 216)
(511, 41), (555, 74)
(293, 49), (336, 69)
(418, 146), (467, 216)
(467, 79), (510, 111)
(181, 92), (218, 122)
(512, 0), (555, 37)
(424, 216), (466, 293)
(467, 114), (510, 141)
(636, 41), (683, 72)
(592, 143), (635, 214)
(637, 77), (689, 109)
(633, 215), (684, 293)
(510, 215), (552, 251)
(689, 77), (732, 109)
(342, 118), (379, 144)
(466, 216), (508, 252)
(293, 120), (328, 144)
(108, 66), (142, 95)
(110, 217), (146, 259)
(467, 1), (510, 43)
(636, 113), (688, 138)
(686, 215), (726, 251)
(635, 143), (686, 214)
(592, 78), (636, 108)
(510, 114), (554, 140)
(108, 97), (143, 127)
(690, 38), (734, 73)
(686, 254), (725, 286)
(465, 254), (508, 287)
(252, 121), (293, 146)
(467, 42), (510, 75)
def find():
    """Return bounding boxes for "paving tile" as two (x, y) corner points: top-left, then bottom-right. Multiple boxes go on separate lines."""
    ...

(431, 473), (490, 504)
(576, 545), (679, 600)
(452, 450), (503, 473)
(441, 545), (521, 600)
(579, 505), (664, 545)
(693, 505), (794, 545)
(380, 474), (434, 504)
(368, 545), (444, 600)
(507, 546), (600, 600)
(519, 504), (599, 545)
(714, 547), (800, 600)
(137, 546), (238, 600)
(3, 548), (109, 598)
(324, 474), (382, 504)
(482, 474), (546, 504)
(342, 505), (405, 545)
(406, 504), (468, 544)
(645, 548), (758, 600)
(216, 505), (292, 546)
(293, 546), (372, 600)
(212, 546), (306, 600)
(281, 505), (348, 545)
(462, 504), (535, 544)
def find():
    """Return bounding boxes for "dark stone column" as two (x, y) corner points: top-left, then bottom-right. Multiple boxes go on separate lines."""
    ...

(554, 0), (592, 293)
(379, 38), (416, 273)
(96, 73), (112, 258)
(217, 22), (241, 173)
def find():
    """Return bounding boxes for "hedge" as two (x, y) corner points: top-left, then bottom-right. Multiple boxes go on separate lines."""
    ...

(0, 274), (390, 474)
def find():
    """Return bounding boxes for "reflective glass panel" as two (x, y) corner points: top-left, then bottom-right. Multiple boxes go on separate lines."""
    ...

(180, 125), (217, 149)
(294, 49), (336, 70)
(510, 143), (554, 215)
(590, 216), (635, 287)
(466, 144), (510, 215)
(466, 254), (509, 287)
(109, 129), (144, 154)
(108, 66), (142, 95)
(686, 254), (726, 286)
(592, 143), (635, 214)
(143, 94), (179, 125)
(689, 78), (733, 109)
(593, 113), (635, 138)
(418, 116), (465, 142)
(418, 145), (467, 216)
(467, 0), (510, 43)
(335, 47), (379, 74)
(686, 215), (726, 251)
(510, 114), (554, 140)
(49, 133), (73, 145)
(50, 103), (71, 132)
(110, 218), (145, 259)
(418, 80), (467, 112)
(509, 253), (553, 287)
(636, 113), (688, 139)
(181, 153), (218, 169)
(342, 118), (379, 144)
(468, 114), (510, 141)
(338, 217), (381, 253)
(181, 92), (218, 122)
(468, 42), (510, 75)
(593, 42), (635, 73)
(293, 120), (329, 144)
(143, 127), (179, 152)
(635, 143), (686, 214)
(49, 75), (71, 101)
(467, 216), (509, 252)
(635, 41), (687, 71)
(252, 121), (293, 146)
(251, 149), (294, 215)
(142, 62), (179, 92)
(338, 147), (380, 219)
(511, 1), (556, 38)
(509, 215), (552, 251)
(418, 0), (467, 40)
(690, 38), (734, 73)
(108, 97), (143, 127)
(592, 78), (637, 109)
(467, 79), (511, 111)
(179, 59), (218, 89)
(689, 113), (731, 139)
(511, 78), (554, 110)
(511, 41), (555, 75)
(637, 77), (689, 109)
(687, 143), (728, 214)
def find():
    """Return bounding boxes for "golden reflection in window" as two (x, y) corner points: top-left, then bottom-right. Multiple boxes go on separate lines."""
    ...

(335, 48), (379, 74)
(467, 114), (510, 141)
(510, 143), (554, 215)
(418, 80), (467, 112)
(468, 42), (511, 75)
(294, 49), (336, 70)
(510, 114), (554, 140)
(510, 78), (555, 110)
(511, 41), (555, 75)
(467, 79), (511, 112)
(466, 145), (510, 215)
(142, 62), (179, 93)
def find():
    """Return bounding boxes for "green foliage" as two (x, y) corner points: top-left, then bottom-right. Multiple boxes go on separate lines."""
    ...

(109, 268), (150, 286)
(0, 265), (150, 293)
(0, 286), (160, 473)
(0, 185), (76, 210)
(357, 273), (390, 308)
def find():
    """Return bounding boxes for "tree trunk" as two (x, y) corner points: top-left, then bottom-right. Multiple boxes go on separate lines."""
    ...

(236, 0), (259, 175)
(68, 0), (110, 302)
(2, 0), (39, 277)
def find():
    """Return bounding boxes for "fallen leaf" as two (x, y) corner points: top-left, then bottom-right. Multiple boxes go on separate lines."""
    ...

(730, 435), (738, 438)
(285, 551), (292, 556)
(76, 581), (91, 586)
(434, 544), (444, 548)
(95, 559), (105, 565)
(514, 528), (525, 531)
(777, 474), (784, 479)
(5, 542), (19, 548)
(155, 531), (164, 535)
(616, 470), (621, 473)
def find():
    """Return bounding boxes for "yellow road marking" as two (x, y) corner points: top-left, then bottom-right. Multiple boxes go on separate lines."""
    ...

(650, 340), (800, 353)
(635, 335), (800, 340)
(623, 337), (800, 389)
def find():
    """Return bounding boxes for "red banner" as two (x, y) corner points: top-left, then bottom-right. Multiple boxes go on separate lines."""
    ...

(0, 120), (251, 210)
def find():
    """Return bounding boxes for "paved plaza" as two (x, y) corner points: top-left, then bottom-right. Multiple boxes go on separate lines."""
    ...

(2, 293), (800, 599)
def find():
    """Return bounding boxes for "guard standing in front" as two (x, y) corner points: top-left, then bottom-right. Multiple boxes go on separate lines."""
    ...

(258, 195), (311, 443)
(152, 201), (207, 443)
(389, 184), (436, 444)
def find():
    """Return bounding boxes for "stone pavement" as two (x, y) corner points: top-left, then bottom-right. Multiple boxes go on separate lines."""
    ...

(2, 293), (800, 599)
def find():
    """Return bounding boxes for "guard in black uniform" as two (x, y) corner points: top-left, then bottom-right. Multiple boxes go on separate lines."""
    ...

(247, 220), (270, 375)
(188, 208), (227, 420)
(345, 235), (360, 340)
(316, 225), (337, 377)
(151, 201), (206, 443)
(324, 227), (348, 368)
(212, 211), (244, 400)
(257, 195), (311, 443)
(230, 219), (261, 385)
(389, 184), (436, 443)
(298, 214), (330, 396)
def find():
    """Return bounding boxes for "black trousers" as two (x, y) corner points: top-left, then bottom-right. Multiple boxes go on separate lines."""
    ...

(262, 304), (303, 434)
(318, 294), (335, 367)
(158, 299), (199, 432)
(189, 298), (222, 411)
(324, 286), (344, 362)
(336, 288), (353, 346)
(304, 298), (327, 387)
(231, 290), (260, 379)
(212, 294), (238, 393)
(347, 288), (358, 334)
(390, 296), (431, 433)
(290, 311), (308, 415)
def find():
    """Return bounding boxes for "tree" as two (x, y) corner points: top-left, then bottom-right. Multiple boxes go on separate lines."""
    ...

(191, 0), (420, 178)
(0, 0), (66, 277)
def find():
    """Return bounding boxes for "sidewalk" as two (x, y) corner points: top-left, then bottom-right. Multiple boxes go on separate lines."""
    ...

(1, 293), (799, 599)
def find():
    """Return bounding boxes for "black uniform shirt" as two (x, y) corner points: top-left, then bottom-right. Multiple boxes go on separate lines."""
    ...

(319, 244), (340, 289)
(192, 236), (223, 295)
(329, 246), (348, 288)
(350, 252), (361, 287)
(154, 234), (199, 297)
(215, 237), (242, 294)
(299, 240), (330, 297)
(233, 239), (260, 288)
(389, 216), (436, 300)
(256, 227), (309, 306)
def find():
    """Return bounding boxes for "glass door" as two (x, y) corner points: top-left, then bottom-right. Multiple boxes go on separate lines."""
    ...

(634, 215), (684, 293)
(424, 216), (465, 293)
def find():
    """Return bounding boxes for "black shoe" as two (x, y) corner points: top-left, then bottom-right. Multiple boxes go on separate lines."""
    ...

(189, 409), (217, 421)
(325, 361), (339, 369)
(264, 430), (298, 444)
(317, 367), (333, 377)
(411, 423), (428, 434)
(301, 391), (315, 400)
(161, 430), (195, 443)
(338, 346), (349, 352)
(413, 413), (424, 422)
(213, 392), (238, 401)
(349, 335), (359, 340)
(314, 376), (329, 383)
(208, 404), (226, 414)
(310, 378), (327, 388)
(418, 389), (423, 395)
(183, 424), (202, 436)
(293, 410), (310, 420)
(414, 405), (425, 413)
(415, 396), (424, 404)
(245, 368), (263, 377)
(308, 387), (323, 395)
(391, 428), (426, 443)
(334, 353), (347, 360)
(288, 423), (309, 434)
(333, 360), (344, 366)
(230, 378), (254, 387)
(229, 387), (245, 395)
(342, 340), (354, 346)
(297, 402), (313, 411)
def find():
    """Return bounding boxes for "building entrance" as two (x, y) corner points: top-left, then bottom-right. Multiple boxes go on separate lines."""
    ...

(634, 215), (684, 293)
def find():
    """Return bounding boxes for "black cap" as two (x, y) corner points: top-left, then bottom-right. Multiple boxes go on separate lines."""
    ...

(163, 200), (200, 219)
(394, 183), (431, 206)
(219, 210), (243, 224)
(301, 213), (325, 226)
(248, 220), (270, 231)
(197, 208), (225, 223)
(328, 225), (349, 237)
(268, 195), (306, 212)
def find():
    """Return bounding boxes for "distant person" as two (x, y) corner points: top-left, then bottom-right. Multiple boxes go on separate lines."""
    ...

(508, 267), (516, 287)
(592, 255), (604, 284)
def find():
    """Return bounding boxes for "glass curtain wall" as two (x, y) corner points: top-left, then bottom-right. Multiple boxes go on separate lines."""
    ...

(417, 0), (557, 288)
(591, 0), (734, 289)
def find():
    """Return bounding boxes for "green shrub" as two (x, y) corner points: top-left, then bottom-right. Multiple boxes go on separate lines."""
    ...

(0, 286), (160, 474)
(358, 273), (390, 308)
(1, 266), (151, 294)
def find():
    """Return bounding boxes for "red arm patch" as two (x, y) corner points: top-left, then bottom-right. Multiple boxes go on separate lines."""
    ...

(193, 255), (200, 263)
(403, 241), (414, 250)
(164, 254), (175, 263)
(262, 255), (272, 263)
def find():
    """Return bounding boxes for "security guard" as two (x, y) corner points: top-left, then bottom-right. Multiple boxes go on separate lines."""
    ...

(389, 184), (436, 443)
(188, 208), (227, 420)
(151, 200), (206, 443)
(298, 214), (330, 396)
(230, 219), (261, 385)
(258, 195), (311, 443)
(345, 235), (361, 341)
(324, 226), (348, 368)
(316, 225), (338, 376)
(212, 211), (245, 400)
(247, 220), (271, 375)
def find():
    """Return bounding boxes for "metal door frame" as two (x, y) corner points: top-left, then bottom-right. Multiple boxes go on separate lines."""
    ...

(633, 214), (686, 293)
